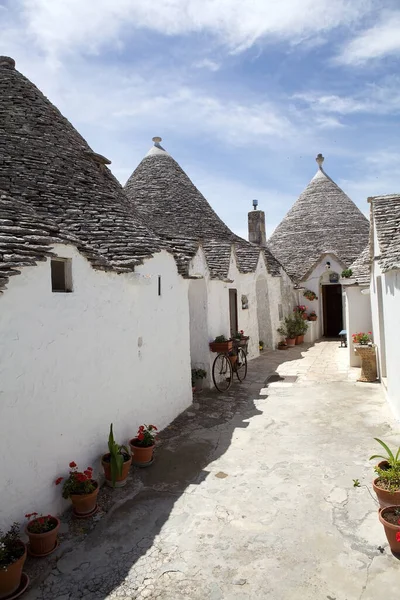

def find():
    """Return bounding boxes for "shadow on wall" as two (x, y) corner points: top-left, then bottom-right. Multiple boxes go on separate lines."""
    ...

(27, 345), (312, 599)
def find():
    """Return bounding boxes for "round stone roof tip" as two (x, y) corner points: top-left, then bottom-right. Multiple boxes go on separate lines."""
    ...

(152, 136), (162, 144)
(0, 56), (15, 69)
(316, 153), (324, 167)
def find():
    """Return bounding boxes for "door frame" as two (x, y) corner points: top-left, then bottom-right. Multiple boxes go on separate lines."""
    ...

(229, 288), (238, 337)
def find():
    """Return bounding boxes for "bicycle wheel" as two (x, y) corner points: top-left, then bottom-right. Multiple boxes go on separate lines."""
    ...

(212, 353), (233, 392)
(235, 347), (248, 381)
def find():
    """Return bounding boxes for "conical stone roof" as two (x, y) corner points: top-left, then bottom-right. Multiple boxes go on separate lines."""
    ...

(0, 56), (162, 287)
(124, 139), (282, 278)
(268, 154), (369, 282)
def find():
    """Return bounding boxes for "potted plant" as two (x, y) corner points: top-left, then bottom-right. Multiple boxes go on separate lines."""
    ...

(232, 330), (249, 346)
(308, 311), (317, 321)
(352, 332), (377, 382)
(191, 368), (207, 392)
(209, 335), (233, 353)
(294, 305), (308, 320)
(25, 513), (60, 557)
(341, 268), (353, 278)
(277, 316), (298, 347)
(55, 462), (98, 517)
(378, 506), (400, 553)
(0, 523), (26, 599)
(303, 290), (318, 301)
(259, 340), (264, 351)
(129, 424), (157, 466)
(340, 269), (356, 285)
(101, 424), (132, 488)
(277, 340), (288, 350)
(370, 439), (400, 507)
(294, 314), (308, 344)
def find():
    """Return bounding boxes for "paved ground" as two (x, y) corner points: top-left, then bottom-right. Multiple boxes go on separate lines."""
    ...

(26, 341), (399, 600)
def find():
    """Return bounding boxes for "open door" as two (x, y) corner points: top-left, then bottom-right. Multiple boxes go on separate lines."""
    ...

(322, 284), (343, 337)
(229, 289), (238, 337)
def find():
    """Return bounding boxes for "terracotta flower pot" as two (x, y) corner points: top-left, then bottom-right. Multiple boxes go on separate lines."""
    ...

(378, 506), (400, 553)
(102, 453), (132, 488)
(26, 517), (60, 556)
(373, 477), (400, 508)
(70, 481), (99, 516)
(308, 316), (317, 321)
(129, 439), (155, 464)
(0, 541), (26, 600)
(295, 335), (305, 345)
(286, 337), (296, 347)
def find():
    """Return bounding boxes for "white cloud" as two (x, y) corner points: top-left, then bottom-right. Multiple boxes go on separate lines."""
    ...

(193, 59), (220, 72)
(293, 78), (400, 117)
(337, 11), (400, 65)
(16, 0), (372, 57)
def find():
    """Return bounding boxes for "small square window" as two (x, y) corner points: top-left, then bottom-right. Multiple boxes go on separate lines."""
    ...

(51, 259), (72, 292)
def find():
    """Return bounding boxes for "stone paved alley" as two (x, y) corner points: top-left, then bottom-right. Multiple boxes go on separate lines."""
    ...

(25, 341), (399, 600)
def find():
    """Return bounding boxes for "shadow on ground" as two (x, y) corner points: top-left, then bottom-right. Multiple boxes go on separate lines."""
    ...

(25, 343), (313, 600)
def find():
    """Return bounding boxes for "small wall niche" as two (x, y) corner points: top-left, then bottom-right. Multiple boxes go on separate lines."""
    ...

(51, 258), (73, 292)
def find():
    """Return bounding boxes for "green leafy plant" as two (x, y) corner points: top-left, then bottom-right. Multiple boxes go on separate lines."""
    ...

(107, 424), (130, 488)
(309, 310), (317, 318)
(191, 368), (206, 382)
(232, 330), (246, 340)
(0, 523), (24, 570)
(303, 289), (318, 301)
(55, 462), (96, 499)
(370, 438), (400, 468)
(277, 316), (298, 339)
(294, 314), (308, 336)
(214, 335), (228, 343)
(341, 268), (353, 278)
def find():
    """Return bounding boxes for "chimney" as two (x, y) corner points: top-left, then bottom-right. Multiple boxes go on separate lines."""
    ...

(248, 200), (266, 247)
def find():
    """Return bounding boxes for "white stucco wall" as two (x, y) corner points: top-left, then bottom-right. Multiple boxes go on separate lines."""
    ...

(344, 286), (373, 367)
(381, 270), (400, 420)
(0, 245), (192, 529)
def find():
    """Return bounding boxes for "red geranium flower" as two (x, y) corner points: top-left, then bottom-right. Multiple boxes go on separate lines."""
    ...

(137, 432), (145, 441)
(69, 461), (77, 468)
(55, 477), (63, 485)
(396, 532), (400, 543)
(84, 470), (92, 478)
(149, 425), (158, 430)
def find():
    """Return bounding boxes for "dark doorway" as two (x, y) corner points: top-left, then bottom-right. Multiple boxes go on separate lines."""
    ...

(322, 284), (343, 337)
(229, 289), (238, 337)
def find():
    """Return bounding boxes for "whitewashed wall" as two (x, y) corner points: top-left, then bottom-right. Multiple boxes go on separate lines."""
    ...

(0, 245), (192, 529)
(344, 286), (373, 367)
(381, 270), (400, 420)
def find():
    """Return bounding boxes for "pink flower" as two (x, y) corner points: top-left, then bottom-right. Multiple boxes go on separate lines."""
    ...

(396, 532), (400, 543)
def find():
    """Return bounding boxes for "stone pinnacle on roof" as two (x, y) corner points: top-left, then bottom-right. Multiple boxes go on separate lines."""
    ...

(316, 153), (324, 168)
(146, 136), (169, 157)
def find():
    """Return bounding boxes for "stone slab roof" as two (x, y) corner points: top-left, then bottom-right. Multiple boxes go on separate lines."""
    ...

(0, 56), (163, 291)
(268, 154), (369, 282)
(349, 246), (370, 285)
(370, 194), (400, 273)
(124, 140), (283, 279)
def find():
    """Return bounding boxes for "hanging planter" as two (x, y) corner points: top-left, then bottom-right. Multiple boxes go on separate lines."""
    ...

(0, 524), (26, 600)
(25, 514), (60, 557)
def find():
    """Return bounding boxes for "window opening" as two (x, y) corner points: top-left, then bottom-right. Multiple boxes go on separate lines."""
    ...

(51, 259), (72, 292)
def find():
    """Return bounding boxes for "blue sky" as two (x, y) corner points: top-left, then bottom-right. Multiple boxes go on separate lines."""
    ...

(1, 0), (400, 239)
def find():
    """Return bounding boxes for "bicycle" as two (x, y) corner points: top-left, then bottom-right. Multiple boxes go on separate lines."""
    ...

(212, 339), (248, 392)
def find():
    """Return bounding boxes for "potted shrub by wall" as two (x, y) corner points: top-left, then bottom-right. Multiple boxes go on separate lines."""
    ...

(277, 340), (288, 350)
(25, 513), (60, 557)
(0, 523), (27, 599)
(102, 424), (132, 488)
(55, 462), (98, 517)
(352, 332), (377, 382)
(191, 368), (207, 392)
(294, 314), (308, 344)
(378, 506), (400, 553)
(340, 268), (356, 285)
(308, 311), (317, 321)
(277, 317), (297, 347)
(370, 438), (400, 508)
(209, 335), (233, 353)
(129, 424), (157, 466)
